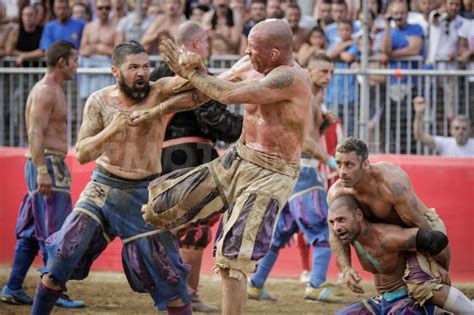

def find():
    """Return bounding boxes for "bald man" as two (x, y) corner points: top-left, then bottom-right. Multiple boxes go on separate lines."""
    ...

(150, 21), (242, 313)
(139, 19), (312, 315)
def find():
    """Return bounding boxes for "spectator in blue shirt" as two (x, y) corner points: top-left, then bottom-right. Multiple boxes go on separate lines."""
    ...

(326, 19), (359, 137)
(324, 0), (360, 47)
(380, 1), (424, 154)
(381, 1), (424, 75)
(40, 0), (85, 51)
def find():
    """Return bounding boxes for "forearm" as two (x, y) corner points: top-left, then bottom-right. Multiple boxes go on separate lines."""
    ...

(302, 137), (327, 163)
(188, 71), (241, 105)
(75, 126), (117, 164)
(29, 132), (46, 168)
(381, 28), (392, 54)
(160, 90), (211, 115)
(18, 49), (44, 60)
(414, 113), (435, 148)
(390, 46), (420, 58)
(329, 230), (352, 271)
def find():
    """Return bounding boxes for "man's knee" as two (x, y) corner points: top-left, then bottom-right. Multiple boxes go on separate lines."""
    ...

(41, 273), (62, 291)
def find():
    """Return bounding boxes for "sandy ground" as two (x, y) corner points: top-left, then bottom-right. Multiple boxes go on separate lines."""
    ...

(1, 268), (473, 315)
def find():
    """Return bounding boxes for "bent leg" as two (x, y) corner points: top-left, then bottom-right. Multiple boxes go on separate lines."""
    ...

(431, 285), (474, 314)
(31, 211), (108, 315)
(221, 268), (246, 315)
(121, 231), (190, 312)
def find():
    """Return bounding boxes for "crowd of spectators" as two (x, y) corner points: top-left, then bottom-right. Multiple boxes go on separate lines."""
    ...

(0, 0), (473, 153)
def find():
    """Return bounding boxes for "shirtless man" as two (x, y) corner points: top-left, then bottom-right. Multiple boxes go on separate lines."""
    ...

(1, 41), (84, 309)
(247, 53), (340, 303)
(79, 0), (117, 101)
(142, 19), (312, 315)
(327, 137), (451, 302)
(30, 41), (209, 315)
(329, 195), (474, 315)
(141, 0), (186, 53)
(80, 0), (116, 57)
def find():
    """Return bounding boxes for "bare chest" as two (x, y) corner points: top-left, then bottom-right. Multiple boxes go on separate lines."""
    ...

(354, 241), (400, 274)
(88, 24), (116, 46)
(356, 194), (401, 224)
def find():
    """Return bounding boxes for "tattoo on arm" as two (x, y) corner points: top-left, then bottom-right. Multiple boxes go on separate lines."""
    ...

(264, 69), (295, 89)
(390, 182), (407, 197)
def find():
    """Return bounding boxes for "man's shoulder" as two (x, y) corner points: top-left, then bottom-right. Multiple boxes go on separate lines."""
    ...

(404, 23), (423, 36)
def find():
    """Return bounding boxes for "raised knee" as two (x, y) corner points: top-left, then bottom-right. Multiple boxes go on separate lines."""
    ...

(41, 273), (62, 291)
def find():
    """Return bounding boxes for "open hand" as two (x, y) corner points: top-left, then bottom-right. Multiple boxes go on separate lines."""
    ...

(160, 39), (204, 79)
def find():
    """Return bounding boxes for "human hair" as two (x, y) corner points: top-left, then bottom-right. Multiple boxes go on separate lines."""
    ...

(286, 3), (301, 13)
(337, 18), (353, 28)
(321, 0), (332, 5)
(329, 195), (361, 214)
(112, 40), (147, 67)
(332, 0), (348, 8)
(251, 0), (267, 5)
(336, 137), (369, 162)
(46, 40), (76, 67)
(176, 21), (205, 46)
(453, 115), (471, 126)
(308, 52), (332, 66)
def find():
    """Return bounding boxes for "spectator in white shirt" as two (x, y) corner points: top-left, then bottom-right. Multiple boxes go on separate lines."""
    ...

(414, 96), (474, 157)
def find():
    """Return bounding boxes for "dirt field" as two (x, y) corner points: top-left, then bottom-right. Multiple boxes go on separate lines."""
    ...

(1, 268), (473, 315)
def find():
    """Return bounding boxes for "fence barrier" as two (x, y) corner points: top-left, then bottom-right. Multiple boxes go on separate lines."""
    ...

(1, 55), (473, 155)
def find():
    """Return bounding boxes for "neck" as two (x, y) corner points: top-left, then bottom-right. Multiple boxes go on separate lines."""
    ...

(44, 70), (66, 87)
(311, 83), (322, 95)
(354, 220), (374, 245)
(353, 166), (373, 192)
(99, 17), (109, 25)
(23, 24), (36, 32)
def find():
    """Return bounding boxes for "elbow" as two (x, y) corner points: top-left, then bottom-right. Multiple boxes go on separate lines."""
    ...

(75, 145), (91, 165)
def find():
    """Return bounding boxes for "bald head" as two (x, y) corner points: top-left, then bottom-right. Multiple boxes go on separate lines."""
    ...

(329, 195), (361, 214)
(175, 21), (206, 47)
(249, 19), (293, 54)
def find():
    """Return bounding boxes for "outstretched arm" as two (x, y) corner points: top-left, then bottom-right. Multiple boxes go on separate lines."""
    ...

(413, 97), (435, 149)
(160, 39), (295, 105)
(129, 90), (210, 126)
(327, 188), (364, 293)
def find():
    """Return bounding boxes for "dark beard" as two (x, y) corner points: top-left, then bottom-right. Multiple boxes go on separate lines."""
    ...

(119, 77), (150, 101)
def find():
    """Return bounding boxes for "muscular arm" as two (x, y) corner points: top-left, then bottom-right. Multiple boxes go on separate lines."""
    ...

(75, 96), (111, 164)
(27, 91), (55, 168)
(187, 67), (295, 105)
(382, 226), (448, 257)
(129, 90), (211, 126)
(302, 136), (328, 163)
(388, 171), (431, 229)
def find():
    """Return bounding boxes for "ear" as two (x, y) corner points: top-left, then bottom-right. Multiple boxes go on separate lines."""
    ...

(111, 65), (120, 80)
(355, 208), (364, 221)
(362, 158), (369, 170)
(271, 48), (280, 62)
(58, 57), (66, 68)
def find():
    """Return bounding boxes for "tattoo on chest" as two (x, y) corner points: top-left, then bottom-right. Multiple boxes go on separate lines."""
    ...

(390, 182), (407, 197)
